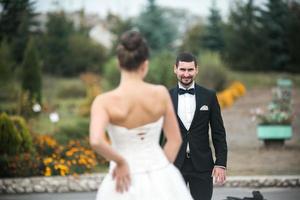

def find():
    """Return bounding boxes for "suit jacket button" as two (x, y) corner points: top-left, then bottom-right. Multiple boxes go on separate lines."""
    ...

(187, 131), (189, 134)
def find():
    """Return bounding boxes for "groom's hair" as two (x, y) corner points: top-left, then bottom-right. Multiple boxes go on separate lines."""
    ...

(175, 52), (197, 67)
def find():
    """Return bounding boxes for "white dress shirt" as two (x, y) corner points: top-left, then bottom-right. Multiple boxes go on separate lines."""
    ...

(178, 82), (196, 153)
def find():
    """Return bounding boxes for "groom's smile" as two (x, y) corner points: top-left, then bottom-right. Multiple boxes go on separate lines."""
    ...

(174, 61), (198, 88)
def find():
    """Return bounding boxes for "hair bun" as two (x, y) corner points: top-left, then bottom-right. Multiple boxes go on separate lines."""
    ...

(121, 31), (143, 51)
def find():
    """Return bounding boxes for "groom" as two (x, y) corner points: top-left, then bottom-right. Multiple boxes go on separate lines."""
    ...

(170, 52), (228, 200)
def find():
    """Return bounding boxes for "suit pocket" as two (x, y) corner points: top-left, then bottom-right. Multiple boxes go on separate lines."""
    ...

(197, 110), (210, 122)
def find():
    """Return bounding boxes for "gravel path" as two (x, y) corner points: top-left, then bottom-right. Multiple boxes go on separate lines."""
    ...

(222, 88), (300, 175)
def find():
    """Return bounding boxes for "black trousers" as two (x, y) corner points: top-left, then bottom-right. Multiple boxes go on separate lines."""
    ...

(181, 157), (213, 200)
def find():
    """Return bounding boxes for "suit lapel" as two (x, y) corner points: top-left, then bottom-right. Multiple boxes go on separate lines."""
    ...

(171, 86), (188, 132)
(189, 84), (202, 130)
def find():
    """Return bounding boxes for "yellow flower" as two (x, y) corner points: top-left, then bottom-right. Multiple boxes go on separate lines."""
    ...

(44, 167), (52, 176)
(43, 157), (53, 165)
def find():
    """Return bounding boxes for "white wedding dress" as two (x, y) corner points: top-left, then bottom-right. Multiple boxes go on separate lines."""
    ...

(96, 116), (193, 200)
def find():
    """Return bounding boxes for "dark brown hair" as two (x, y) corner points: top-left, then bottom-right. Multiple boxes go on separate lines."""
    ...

(117, 30), (149, 71)
(175, 52), (198, 67)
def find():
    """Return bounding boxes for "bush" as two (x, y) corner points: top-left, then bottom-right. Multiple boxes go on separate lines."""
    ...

(0, 153), (43, 177)
(197, 51), (229, 91)
(21, 38), (42, 103)
(54, 119), (89, 144)
(101, 57), (120, 91)
(11, 115), (34, 153)
(57, 84), (86, 99)
(0, 113), (22, 155)
(146, 51), (177, 87)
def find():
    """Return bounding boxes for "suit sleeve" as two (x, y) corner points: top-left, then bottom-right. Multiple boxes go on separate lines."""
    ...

(209, 91), (228, 167)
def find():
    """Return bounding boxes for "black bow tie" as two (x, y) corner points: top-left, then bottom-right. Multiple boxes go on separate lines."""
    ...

(178, 88), (195, 95)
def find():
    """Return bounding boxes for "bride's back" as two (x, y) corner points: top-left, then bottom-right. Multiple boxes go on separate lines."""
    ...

(104, 82), (166, 129)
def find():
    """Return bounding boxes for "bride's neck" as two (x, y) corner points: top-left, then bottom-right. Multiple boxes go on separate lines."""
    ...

(119, 70), (144, 86)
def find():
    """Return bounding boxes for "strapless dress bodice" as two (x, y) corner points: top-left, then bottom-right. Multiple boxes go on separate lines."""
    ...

(106, 117), (169, 173)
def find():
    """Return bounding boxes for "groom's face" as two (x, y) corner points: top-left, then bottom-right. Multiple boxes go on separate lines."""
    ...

(174, 61), (198, 87)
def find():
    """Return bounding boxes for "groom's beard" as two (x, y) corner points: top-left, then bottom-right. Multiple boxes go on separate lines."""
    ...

(179, 77), (193, 87)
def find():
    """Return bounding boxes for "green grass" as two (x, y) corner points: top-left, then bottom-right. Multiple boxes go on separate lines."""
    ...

(228, 71), (300, 89)
(29, 75), (89, 135)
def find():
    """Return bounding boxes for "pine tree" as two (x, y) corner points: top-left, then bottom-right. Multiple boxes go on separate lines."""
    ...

(286, 0), (300, 72)
(43, 11), (74, 75)
(261, 0), (290, 71)
(0, 0), (37, 64)
(223, 0), (265, 70)
(135, 0), (177, 52)
(202, 1), (224, 52)
(21, 38), (42, 103)
(0, 41), (14, 87)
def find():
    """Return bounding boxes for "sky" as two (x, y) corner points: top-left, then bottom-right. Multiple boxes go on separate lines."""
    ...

(35, 0), (267, 19)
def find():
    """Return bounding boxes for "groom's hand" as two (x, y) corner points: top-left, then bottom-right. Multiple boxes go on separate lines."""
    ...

(212, 166), (226, 185)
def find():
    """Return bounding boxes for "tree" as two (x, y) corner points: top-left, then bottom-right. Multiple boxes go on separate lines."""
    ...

(106, 13), (133, 54)
(135, 0), (177, 52)
(223, 0), (266, 71)
(0, 41), (14, 87)
(21, 38), (42, 103)
(286, 1), (300, 72)
(201, 1), (224, 52)
(67, 34), (107, 75)
(261, 0), (290, 71)
(43, 11), (74, 75)
(179, 22), (205, 56)
(0, 0), (37, 64)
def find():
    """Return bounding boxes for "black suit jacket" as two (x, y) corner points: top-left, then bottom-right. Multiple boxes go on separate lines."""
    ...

(170, 84), (227, 172)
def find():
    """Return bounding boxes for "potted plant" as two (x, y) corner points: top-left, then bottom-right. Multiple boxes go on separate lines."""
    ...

(252, 78), (294, 147)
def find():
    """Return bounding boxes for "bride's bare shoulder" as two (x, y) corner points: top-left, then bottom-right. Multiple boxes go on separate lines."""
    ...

(146, 83), (169, 99)
(91, 90), (119, 109)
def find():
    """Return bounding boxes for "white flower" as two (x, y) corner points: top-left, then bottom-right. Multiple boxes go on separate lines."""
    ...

(49, 112), (59, 123)
(32, 103), (41, 112)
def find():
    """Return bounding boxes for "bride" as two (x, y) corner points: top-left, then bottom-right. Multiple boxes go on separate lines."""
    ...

(89, 30), (193, 199)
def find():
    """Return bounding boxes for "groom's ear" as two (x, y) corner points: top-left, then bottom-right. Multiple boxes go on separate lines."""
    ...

(173, 64), (177, 73)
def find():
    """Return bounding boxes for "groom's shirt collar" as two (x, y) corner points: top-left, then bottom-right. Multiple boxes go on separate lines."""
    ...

(178, 81), (195, 90)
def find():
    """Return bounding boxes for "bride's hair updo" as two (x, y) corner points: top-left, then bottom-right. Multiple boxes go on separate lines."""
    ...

(117, 30), (149, 71)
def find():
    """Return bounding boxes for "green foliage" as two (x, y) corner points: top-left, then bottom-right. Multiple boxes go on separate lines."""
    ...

(180, 22), (205, 56)
(53, 119), (89, 145)
(146, 51), (176, 87)
(287, 2), (300, 72)
(42, 11), (74, 75)
(224, 0), (300, 72)
(135, 0), (177, 52)
(201, 1), (224, 52)
(0, 40), (14, 88)
(223, 0), (266, 71)
(261, 0), (290, 71)
(106, 13), (133, 54)
(57, 84), (86, 99)
(11, 115), (33, 153)
(0, 113), (22, 155)
(0, 0), (37, 64)
(102, 57), (120, 90)
(21, 37), (42, 104)
(197, 52), (229, 91)
(42, 11), (108, 76)
(0, 153), (42, 177)
(67, 34), (107, 75)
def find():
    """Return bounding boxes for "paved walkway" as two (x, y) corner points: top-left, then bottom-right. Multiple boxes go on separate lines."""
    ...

(1, 187), (300, 200)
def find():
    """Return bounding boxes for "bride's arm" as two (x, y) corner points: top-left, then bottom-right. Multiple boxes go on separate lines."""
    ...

(89, 95), (130, 193)
(161, 88), (182, 163)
